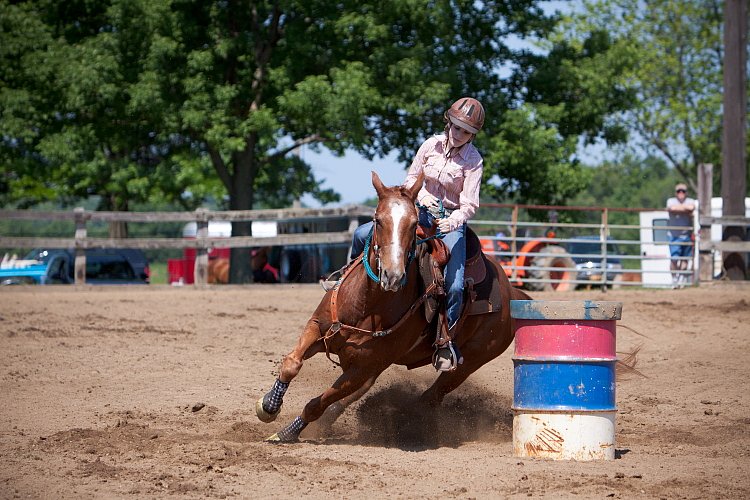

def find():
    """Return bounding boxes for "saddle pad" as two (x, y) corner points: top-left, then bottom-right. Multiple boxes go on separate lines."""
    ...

(465, 254), (503, 315)
(464, 227), (486, 285)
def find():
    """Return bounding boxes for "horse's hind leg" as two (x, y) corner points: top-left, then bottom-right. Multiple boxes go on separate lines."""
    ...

(256, 318), (322, 423)
(419, 358), (480, 407)
(267, 366), (383, 443)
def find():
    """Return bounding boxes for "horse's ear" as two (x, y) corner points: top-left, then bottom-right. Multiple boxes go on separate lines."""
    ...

(372, 171), (386, 198)
(406, 171), (425, 201)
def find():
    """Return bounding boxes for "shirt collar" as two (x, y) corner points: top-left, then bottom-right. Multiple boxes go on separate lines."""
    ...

(436, 133), (472, 161)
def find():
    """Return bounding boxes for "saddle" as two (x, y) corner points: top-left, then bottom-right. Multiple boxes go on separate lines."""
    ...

(415, 227), (503, 339)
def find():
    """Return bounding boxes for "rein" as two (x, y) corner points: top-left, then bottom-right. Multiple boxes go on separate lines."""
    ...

(323, 261), (439, 366)
(415, 200), (447, 244)
(322, 218), (439, 366)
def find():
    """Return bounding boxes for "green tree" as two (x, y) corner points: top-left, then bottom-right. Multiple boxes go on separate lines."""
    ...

(2, 0), (632, 281)
(159, 0), (571, 281)
(0, 0), (227, 239)
(568, 154), (685, 253)
(571, 155), (680, 210)
(478, 22), (638, 206)
(561, 0), (733, 190)
(481, 105), (588, 205)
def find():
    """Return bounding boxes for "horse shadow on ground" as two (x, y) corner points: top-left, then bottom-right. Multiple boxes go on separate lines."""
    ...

(322, 381), (514, 451)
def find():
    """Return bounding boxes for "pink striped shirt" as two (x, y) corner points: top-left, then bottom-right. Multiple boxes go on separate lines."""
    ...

(403, 134), (483, 231)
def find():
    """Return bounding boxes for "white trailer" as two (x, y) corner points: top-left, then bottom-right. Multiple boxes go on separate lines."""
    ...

(639, 197), (750, 287)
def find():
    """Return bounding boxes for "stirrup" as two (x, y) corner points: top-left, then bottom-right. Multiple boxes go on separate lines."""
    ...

(432, 341), (464, 372)
(320, 279), (338, 291)
(319, 264), (349, 291)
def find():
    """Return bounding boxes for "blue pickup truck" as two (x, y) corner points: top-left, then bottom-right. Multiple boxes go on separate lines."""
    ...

(0, 248), (150, 285)
(565, 236), (623, 284)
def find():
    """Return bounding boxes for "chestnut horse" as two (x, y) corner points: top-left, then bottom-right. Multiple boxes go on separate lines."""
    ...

(256, 171), (531, 442)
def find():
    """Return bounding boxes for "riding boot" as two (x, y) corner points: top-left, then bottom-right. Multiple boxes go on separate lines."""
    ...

(432, 317), (464, 372)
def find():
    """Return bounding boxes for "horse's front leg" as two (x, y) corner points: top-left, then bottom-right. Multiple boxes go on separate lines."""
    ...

(255, 317), (322, 423)
(266, 365), (383, 443)
(304, 373), (379, 437)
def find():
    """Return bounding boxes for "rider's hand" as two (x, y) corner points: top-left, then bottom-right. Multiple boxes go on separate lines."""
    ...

(421, 194), (439, 209)
(437, 218), (453, 233)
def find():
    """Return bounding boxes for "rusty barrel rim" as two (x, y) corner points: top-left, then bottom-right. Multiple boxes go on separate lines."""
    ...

(510, 300), (622, 321)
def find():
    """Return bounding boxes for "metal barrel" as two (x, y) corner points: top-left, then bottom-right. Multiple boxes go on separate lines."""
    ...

(510, 300), (622, 460)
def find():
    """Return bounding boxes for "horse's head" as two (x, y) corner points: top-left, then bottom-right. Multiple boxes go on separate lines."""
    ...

(370, 170), (425, 292)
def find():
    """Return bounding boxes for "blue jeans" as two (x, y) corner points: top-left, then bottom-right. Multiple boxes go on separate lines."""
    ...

(350, 221), (374, 260)
(668, 233), (693, 259)
(350, 208), (466, 329)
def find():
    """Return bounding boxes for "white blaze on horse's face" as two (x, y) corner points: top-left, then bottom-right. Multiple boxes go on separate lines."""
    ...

(378, 198), (415, 292)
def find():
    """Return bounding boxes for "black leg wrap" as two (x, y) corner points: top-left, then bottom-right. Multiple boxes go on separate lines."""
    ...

(277, 416), (307, 442)
(264, 378), (289, 414)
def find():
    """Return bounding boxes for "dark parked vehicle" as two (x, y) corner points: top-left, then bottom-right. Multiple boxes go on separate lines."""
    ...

(0, 248), (150, 285)
(565, 236), (623, 284)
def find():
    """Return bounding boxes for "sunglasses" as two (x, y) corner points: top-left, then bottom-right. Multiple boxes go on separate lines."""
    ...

(676, 189), (686, 193)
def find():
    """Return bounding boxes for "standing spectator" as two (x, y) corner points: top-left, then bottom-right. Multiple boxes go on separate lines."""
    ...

(666, 183), (696, 288)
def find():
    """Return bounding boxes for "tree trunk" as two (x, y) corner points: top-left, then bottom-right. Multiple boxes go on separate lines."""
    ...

(721, 0), (748, 280)
(228, 150), (256, 284)
(108, 221), (128, 239)
(106, 195), (128, 239)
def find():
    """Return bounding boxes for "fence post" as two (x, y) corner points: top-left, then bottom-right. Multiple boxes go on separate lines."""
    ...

(600, 208), (609, 292)
(74, 207), (87, 285)
(697, 163), (714, 282)
(510, 205), (519, 282)
(194, 208), (209, 286)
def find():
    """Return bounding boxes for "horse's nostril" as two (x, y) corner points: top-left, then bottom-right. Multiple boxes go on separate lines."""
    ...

(380, 269), (404, 291)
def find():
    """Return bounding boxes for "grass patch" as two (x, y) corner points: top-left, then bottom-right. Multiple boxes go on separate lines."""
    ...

(149, 261), (168, 285)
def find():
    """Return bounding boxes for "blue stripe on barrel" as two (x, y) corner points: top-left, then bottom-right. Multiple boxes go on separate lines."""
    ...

(513, 359), (616, 411)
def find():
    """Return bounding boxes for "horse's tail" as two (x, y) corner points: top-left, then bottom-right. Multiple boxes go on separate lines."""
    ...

(616, 344), (646, 380)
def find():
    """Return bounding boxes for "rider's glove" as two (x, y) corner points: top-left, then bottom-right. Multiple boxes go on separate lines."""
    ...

(437, 218), (453, 233)
(420, 194), (439, 209)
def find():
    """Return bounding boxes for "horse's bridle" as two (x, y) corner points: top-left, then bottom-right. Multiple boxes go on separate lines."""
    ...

(362, 214), (417, 286)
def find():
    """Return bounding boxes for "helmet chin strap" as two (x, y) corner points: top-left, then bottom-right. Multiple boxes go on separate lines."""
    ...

(443, 124), (474, 157)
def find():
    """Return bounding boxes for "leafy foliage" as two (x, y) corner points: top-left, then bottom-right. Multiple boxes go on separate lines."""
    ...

(561, 0), (734, 189)
(481, 105), (589, 205)
(2, 0), (640, 280)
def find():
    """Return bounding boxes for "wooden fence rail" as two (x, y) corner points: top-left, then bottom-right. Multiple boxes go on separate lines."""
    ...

(0, 205), (374, 285)
(2, 205), (748, 287)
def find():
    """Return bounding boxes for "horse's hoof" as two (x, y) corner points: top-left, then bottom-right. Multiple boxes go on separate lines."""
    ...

(264, 432), (298, 444)
(265, 432), (281, 443)
(255, 397), (281, 423)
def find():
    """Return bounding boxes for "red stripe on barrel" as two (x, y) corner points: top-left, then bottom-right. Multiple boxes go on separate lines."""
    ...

(514, 319), (616, 360)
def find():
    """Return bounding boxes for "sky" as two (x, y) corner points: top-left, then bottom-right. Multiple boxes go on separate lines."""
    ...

(301, 1), (579, 207)
(300, 147), (404, 207)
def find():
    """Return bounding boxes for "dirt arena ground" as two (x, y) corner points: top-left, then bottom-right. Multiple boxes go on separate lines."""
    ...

(1, 283), (749, 499)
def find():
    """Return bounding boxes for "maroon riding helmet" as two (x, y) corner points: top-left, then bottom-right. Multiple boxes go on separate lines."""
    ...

(445, 97), (485, 134)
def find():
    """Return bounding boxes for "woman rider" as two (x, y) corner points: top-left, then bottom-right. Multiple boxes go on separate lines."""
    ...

(334, 97), (485, 372)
